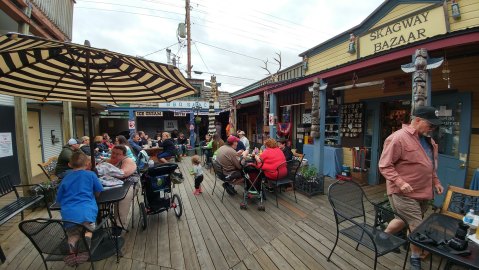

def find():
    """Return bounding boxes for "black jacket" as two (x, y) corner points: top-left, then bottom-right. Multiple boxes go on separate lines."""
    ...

(160, 138), (176, 156)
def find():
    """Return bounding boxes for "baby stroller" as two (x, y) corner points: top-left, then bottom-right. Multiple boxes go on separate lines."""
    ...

(138, 163), (183, 230)
(240, 162), (265, 211)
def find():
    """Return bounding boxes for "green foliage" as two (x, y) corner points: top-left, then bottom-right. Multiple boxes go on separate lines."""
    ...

(300, 165), (317, 179)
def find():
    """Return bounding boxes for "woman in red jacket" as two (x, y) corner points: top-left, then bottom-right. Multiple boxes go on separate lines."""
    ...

(254, 138), (287, 180)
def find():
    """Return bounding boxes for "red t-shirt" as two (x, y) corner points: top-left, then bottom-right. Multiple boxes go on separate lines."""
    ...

(258, 147), (287, 180)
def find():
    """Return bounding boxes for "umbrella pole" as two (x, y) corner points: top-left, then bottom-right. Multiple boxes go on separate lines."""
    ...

(87, 88), (96, 173)
(84, 44), (96, 173)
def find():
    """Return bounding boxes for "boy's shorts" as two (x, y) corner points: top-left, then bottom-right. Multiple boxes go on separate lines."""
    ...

(66, 222), (96, 237)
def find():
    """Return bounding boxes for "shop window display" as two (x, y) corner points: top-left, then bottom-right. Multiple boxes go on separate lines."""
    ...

(431, 102), (461, 158)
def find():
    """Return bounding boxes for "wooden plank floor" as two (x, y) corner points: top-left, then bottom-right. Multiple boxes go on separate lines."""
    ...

(0, 157), (445, 270)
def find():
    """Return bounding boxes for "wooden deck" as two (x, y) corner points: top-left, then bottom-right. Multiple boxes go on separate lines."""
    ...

(0, 157), (443, 270)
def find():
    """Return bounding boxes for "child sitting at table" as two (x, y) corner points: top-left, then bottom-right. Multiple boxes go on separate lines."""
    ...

(191, 155), (204, 195)
(56, 152), (103, 266)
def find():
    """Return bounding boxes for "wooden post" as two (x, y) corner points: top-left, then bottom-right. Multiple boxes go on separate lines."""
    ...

(62, 102), (73, 142)
(14, 97), (32, 186)
(15, 3), (33, 186)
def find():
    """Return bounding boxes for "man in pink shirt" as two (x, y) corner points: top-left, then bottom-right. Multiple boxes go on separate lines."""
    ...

(379, 106), (444, 270)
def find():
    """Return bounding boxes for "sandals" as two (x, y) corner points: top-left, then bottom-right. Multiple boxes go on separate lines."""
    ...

(63, 252), (90, 267)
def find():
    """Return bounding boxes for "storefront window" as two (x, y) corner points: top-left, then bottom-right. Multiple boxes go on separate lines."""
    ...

(431, 101), (461, 158)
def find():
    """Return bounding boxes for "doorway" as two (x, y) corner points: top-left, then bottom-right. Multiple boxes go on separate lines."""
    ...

(27, 110), (43, 176)
(75, 114), (85, 138)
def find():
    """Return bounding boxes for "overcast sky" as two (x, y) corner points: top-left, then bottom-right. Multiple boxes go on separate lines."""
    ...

(72, 0), (384, 93)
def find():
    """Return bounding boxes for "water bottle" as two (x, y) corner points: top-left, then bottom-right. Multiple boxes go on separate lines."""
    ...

(465, 209), (475, 224)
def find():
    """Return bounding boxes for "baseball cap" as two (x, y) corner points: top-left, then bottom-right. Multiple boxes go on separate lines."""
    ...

(68, 138), (80, 145)
(412, 106), (442, 126)
(227, 135), (240, 144)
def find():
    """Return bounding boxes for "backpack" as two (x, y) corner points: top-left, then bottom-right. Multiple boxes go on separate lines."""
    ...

(137, 150), (150, 171)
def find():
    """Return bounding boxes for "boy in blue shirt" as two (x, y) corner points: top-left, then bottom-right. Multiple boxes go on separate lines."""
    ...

(56, 152), (103, 266)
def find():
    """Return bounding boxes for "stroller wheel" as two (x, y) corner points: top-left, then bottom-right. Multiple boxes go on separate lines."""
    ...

(240, 203), (247, 210)
(172, 194), (183, 218)
(257, 205), (265, 211)
(139, 202), (147, 230)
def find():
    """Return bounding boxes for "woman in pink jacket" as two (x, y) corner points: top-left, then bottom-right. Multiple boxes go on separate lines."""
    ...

(254, 138), (287, 180)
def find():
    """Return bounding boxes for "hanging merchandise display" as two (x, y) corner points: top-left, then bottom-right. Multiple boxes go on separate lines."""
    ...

(341, 103), (364, 138)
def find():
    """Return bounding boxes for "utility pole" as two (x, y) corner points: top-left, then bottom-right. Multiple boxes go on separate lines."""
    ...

(186, 0), (192, 78)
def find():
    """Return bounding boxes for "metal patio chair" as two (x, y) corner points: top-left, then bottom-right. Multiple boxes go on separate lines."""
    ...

(19, 218), (110, 270)
(327, 180), (410, 270)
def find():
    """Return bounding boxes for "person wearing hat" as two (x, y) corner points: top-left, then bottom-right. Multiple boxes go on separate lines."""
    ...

(379, 105), (444, 270)
(237, 130), (250, 151)
(55, 138), (81, 179)
(215, 135), (247, 195)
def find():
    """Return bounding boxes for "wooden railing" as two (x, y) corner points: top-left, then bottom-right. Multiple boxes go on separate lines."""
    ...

(32, 0), (74, 39)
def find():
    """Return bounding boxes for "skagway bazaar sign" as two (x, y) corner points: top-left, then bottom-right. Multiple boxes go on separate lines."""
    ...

(359, 6), (447, 57)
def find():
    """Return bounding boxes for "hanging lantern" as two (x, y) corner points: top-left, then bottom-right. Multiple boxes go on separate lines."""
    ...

(348, 33), (356, 54)
(451, 0), (461, 19)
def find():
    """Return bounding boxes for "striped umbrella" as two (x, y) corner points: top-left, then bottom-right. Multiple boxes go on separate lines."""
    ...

(0, 33), (196, 169)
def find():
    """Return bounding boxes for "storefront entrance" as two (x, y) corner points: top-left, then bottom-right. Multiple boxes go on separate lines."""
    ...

(366, 92), (471, 206)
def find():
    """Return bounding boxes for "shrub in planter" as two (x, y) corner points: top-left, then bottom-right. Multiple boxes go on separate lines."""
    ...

(296, 166), (324, 197)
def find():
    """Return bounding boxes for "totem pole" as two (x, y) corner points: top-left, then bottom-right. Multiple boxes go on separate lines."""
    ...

(310, 80), (320, 138)
(208, 75), (217, 135)
(401, 48), (443, 113)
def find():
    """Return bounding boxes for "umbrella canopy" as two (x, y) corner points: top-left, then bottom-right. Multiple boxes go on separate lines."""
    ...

(0, 33), (196, 171)
(0, 33), (196, 103)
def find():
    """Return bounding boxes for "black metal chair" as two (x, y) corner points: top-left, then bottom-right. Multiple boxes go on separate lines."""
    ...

(19, 218), (110, 270)
(264, 159), (300, 207)
(211, 160), (228, 201)
(327, 180), (410, 270)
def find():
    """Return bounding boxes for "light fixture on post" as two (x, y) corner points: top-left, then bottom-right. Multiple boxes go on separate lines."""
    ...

(451, 0), (461, 20)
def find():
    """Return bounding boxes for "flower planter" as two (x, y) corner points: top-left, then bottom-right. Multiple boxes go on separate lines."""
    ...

(29, 182), (58, 208)
(295, 174), (324, 197)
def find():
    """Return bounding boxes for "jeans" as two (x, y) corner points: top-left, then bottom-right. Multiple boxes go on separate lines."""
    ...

(178, 144), (186, 155)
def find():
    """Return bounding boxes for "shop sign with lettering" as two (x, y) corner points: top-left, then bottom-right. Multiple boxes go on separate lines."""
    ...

(135, 111), (163, 117)
(158, 101), (219, 109)
(359, 6), (446, 57)
(174, 112), (188, 117)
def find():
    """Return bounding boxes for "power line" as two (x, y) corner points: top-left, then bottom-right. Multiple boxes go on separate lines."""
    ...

(191, 1), (335, 36)
(75, 6), (183, 21)
(194, 71), (257, 81)
(193, 42), (210, 73)
(77, 1), (316, 49)
(78, 0), (186, 17)
(141, 42), (178, 58)
(76, 4), (309, 52)
(193, 40), (266, 62)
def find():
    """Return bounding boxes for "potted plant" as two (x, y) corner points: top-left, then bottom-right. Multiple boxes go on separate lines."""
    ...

(29, 180), (58, 208)
(295, 165), (324, 197)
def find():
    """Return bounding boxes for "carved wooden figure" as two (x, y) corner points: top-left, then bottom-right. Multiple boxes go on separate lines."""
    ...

(311, 80), (320, 138)
(401, 48), (443, 113)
